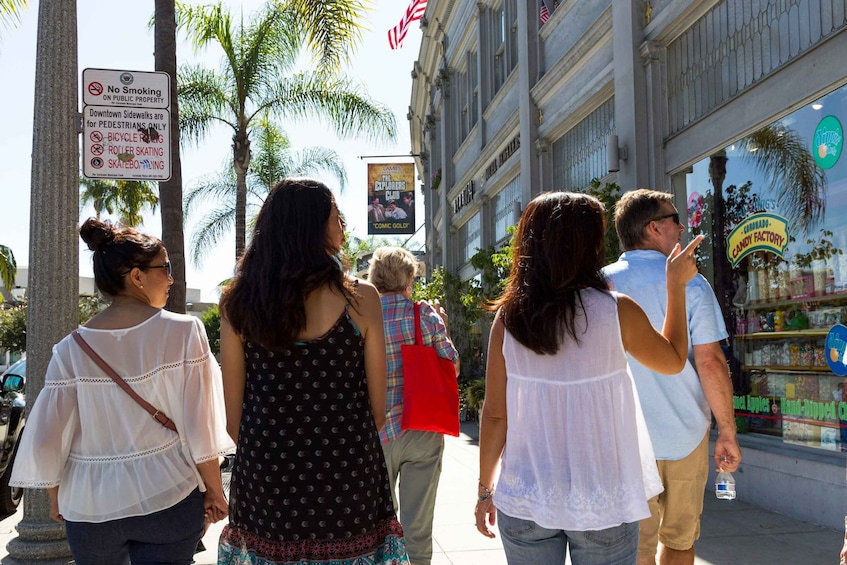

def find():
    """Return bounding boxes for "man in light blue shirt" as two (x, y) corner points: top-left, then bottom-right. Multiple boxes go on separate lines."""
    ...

(603, 189), (742, 565)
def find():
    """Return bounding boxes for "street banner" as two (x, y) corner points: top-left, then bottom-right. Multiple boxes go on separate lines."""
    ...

(367, 163), (415, 235)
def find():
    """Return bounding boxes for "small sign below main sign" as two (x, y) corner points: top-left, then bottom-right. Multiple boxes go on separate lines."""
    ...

(82, 105), (171, 181)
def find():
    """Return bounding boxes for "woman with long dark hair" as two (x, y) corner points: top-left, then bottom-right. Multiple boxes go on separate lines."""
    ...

(474, 192), (702, 565)
(217, 178), (408, 564)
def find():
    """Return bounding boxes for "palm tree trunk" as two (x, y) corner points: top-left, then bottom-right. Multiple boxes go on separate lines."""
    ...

(233, 128), (250, 259)
(708, 152), (737, 386)
(155, 0), (187, 313)
(8, 0), (76, 558)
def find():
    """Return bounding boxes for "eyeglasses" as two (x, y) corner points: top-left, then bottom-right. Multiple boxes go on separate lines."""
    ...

(139, 260), (172, 277)
(645, 212), (680, 227)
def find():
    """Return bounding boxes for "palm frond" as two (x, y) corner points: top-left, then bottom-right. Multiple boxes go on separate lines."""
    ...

(263, 73), (397, 144)
(178, 65), (237, 145)
(288, 146), (348, 191)
(79, 178), (158, 226)
(282, 0), (371, 71)
(739, 125), (826, 234)
(183, 171), (237, 217)
(190, 204), (236, 267)
(0, 0), (27, 31)
(175, 1), (235, 55)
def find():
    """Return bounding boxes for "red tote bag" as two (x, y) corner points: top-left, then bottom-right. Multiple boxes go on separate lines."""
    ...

(400, 302), (460, 436)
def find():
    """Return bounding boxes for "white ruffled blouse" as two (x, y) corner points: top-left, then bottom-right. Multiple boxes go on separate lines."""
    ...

(10, 310), (235, 523)
(493, 289), (663, 531)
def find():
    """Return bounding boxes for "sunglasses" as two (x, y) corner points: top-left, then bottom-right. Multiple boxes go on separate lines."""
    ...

(138, 260), (172, 277)
(645, 212), (680, 227)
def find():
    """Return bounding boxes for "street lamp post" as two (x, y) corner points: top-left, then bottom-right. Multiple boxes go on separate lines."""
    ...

(6, 0), (78, 561)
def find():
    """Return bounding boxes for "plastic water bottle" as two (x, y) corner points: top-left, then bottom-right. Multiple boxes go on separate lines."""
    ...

(715, 470), (736, 500)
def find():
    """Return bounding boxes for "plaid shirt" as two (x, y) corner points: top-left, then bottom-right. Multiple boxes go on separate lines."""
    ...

(379, 293), (459, 443)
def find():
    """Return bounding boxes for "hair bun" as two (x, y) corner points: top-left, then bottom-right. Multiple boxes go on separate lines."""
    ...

(79, 218), (116, 252)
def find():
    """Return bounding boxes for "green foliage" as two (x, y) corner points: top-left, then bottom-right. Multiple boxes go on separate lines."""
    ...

(78, 295), (108, 324)
(0, 302), (26, 353)
(0, 295), (107, 354)
(79, 177), (159, 227)
(690, 181), (756, 266)
(585, 179), (623, 265)
(793, 229), (843, 269)
(342, 235), (408, 273)
(468, 236), (513, 303)
(201, 304), (221, 355)
(460, 377), (487, 419)
(0, 245), (16, 296)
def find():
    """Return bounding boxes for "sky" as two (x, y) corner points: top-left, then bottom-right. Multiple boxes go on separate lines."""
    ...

(0, 0), (423, 302)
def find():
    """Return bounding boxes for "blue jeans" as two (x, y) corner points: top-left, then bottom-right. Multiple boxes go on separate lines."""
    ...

(64, 488), (204, 565)
(498, 511), (639, 565)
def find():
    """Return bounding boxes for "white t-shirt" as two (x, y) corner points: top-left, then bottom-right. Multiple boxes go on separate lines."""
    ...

(493, 289), (662, 531)
(10, 310), (234, 522)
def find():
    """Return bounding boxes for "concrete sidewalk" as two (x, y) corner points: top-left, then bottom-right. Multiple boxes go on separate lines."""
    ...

(1, 421), (843, 564)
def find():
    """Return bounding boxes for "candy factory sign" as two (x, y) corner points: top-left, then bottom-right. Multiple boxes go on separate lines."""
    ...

(726, 212), (789, 268)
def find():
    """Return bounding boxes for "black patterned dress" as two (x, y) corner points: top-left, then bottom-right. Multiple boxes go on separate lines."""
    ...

(218, 309), (408, 565)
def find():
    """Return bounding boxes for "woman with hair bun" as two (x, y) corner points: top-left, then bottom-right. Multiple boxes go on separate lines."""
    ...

(10, 218), (233, 565)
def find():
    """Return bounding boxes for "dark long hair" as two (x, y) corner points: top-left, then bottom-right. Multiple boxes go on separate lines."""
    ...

(494, 192), (609, 355)
(79, 218), (163, 298)
(219, 178), (358, 350)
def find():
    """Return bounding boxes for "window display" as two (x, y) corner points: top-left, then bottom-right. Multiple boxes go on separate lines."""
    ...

(685, 84), (847, 452)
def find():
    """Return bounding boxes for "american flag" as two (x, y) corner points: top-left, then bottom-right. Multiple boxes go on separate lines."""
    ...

(540, 0), (550, 24)
(388, 0), (428, 49)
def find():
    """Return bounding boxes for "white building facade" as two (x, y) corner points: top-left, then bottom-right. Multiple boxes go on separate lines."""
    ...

(410, 0), (847, 530)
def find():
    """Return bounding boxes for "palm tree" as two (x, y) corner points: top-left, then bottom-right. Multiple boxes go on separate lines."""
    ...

(706, 124), (827, 375)
(185, 115), (347, 267)
(154, 0), (188, 312)
(175, 0), (396, 259)
(79, 178), (159, 227)
(0, 245), (16, 296)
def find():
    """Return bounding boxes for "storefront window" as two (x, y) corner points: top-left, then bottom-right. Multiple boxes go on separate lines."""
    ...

(492, 175), (520, 243)
(459, 213), (481, 265)
(684, 84), (847, 451)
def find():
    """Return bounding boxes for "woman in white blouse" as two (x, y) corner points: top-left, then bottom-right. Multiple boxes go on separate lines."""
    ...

(11, 218), (234, 565)
(474, 193), (703, 565)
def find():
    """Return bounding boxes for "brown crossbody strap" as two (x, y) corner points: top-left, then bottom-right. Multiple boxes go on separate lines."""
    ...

(71, 330), (177, 432)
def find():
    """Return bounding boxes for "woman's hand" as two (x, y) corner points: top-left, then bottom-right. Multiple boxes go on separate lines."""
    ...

(432, 299), (448, 329)
(474, 497), (497, 538)
(48, 486), (64, 523)
(666, 235), (704, 288)
(204, 489), (228, 524)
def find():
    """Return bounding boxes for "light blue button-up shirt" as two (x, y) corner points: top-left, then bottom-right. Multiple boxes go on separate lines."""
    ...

(603, 249), (728, 460)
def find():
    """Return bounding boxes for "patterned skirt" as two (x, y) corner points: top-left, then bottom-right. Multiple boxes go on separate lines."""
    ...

(217, 518), (409, 565)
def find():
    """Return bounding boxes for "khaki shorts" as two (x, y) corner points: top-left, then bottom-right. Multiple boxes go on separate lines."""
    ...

(638, 432), (710, 558)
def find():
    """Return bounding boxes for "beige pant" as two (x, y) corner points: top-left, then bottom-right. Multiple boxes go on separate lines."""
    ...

(382, 430), (445, 565)
(638, 431), (710, 559)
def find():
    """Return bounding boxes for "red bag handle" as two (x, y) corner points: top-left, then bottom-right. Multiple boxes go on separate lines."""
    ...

(413, 302), (424, 346)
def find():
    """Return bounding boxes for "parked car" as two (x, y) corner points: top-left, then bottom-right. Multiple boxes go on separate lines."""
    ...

(0, 358), (25, 513)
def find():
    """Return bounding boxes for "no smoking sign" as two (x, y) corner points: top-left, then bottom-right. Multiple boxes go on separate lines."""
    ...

(88, 82), (103, 97)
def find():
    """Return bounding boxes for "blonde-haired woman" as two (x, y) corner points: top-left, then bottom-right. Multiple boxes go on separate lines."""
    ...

(368, 247), (459, 565)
